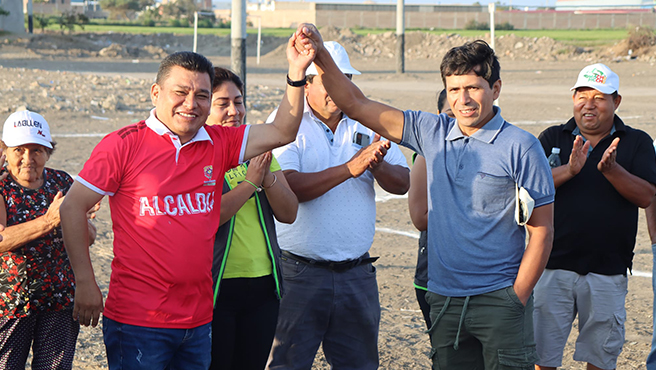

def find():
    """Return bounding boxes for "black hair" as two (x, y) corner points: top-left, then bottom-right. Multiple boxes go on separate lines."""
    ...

(212, 67), (244, 95)
(440, 40), (500, 89)
(155, 51), (215, 86)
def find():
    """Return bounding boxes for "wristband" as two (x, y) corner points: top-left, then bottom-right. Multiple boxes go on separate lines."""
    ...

(286, 74), (307, 87)
(263, 173), (277, 189)
(244, 179), (262, 192)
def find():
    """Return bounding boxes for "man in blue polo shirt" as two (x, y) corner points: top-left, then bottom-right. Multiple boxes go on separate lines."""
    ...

(293, 24), (555, 369)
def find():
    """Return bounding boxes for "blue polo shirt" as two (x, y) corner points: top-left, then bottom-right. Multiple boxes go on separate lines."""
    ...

(401, 107), (555, 297)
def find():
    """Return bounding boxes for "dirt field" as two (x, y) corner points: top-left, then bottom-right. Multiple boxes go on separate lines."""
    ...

(2, 30), (656, 369)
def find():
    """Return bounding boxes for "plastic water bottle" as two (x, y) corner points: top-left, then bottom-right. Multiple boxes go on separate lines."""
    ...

(547, 147), (561, 168)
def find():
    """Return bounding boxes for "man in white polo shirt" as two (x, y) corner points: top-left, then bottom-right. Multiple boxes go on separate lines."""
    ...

(266, 41), (410, 370)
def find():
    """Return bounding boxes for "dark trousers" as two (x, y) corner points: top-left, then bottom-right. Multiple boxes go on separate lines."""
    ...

(210, 275), (280, 370)
(267, 254), (380, 370)
(426, 287), (538, 370)
(415, 288), (432, 329)
(0, 309), (79, 370)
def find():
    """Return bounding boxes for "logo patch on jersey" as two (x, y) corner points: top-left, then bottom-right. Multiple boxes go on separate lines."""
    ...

(203, 165), (216, 186)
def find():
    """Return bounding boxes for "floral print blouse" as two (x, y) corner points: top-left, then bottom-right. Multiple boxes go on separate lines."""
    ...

(0, 168), (75, 318)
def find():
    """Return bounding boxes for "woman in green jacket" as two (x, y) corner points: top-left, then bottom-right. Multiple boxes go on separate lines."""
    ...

(206, 67), (298, 370)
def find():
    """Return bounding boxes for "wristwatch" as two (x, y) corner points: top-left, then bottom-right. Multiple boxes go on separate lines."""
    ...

(286, 74), (307, 87)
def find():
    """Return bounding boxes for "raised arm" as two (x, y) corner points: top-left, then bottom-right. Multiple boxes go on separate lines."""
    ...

(296, 23), (405, 143)
(264, 169), (298, 224)
(408, 155), (428, 231)
(219, 153), (271, 226)
(367, 135), (409, 195)
(284, 139), (391, 202)
(370, 161), (409, 195)
(219, 153), (298, 225)
(60, 181), (105, 327)
(598, 137), (655, 208)
(242, 31), (316, 160)
(551, 135), (590, 188)
(513, 203), (554, 306)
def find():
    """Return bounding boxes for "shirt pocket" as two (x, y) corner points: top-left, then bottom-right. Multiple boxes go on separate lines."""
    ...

(471, 172), (514, 215)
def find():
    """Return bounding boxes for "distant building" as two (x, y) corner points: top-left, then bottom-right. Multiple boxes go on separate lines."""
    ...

(247, 1), (485, 29)
(161, 0), (211, 11)
(1, 0), (25, 32)
(242, 0), (656, 30)
(23, 0), (73, 15)
(22, 0), (104, 18)
(555, 0), (655, 11)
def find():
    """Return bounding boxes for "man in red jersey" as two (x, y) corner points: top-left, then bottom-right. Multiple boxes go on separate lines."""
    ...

(60, 31), (315, 370)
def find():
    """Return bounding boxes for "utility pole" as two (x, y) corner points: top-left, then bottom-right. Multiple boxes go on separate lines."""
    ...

(488, 2), (495, 51)
(27, 0), (33, 33)
(231, 0), (247, 93)
(395, 0), (404, 73)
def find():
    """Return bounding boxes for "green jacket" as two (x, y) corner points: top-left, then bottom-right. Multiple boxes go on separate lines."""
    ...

(211, 173), (284, 305)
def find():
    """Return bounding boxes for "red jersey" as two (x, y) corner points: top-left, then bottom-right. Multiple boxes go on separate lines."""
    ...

(77, 111), (247, 328)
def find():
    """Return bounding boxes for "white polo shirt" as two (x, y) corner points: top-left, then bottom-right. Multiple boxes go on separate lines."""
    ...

(270, 102), (408, 261)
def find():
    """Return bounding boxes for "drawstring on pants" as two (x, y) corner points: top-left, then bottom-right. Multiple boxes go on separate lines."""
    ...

(425, 295), (471, 351)
(426, 296), (451, 334)
(453, 296), (470, 350)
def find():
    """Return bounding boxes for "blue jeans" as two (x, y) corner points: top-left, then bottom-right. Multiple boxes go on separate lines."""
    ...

(103, 316), (211, 370)
(648, 244), (656, 370)
(267, 253), (380, 370)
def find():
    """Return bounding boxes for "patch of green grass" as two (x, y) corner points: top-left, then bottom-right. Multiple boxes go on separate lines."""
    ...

(38, 23), (295, 37)
(352, 28), (628, 47)
(33, 23), (629, 47)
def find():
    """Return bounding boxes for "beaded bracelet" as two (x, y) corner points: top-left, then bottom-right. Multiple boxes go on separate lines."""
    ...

(244, 179), (262, 192)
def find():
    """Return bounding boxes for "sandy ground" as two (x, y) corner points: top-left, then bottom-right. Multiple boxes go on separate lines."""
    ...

(2, 31), (656, 369)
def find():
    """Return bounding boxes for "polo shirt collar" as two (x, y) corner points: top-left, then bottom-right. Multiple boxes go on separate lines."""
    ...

(145, 109), (213, 146)
(562, 114), (626, 136)
(446, 106), (504, 144)
(304, 99), (347, 145)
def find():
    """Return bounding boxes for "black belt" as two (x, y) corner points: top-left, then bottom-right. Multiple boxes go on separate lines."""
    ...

(281, 250), (379, 272)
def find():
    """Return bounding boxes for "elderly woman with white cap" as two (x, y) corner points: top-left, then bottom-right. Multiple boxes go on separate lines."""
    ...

(0, 110), (97, 370)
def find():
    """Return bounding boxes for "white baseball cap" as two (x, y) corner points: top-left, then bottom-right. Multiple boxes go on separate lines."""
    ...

(306, 41), (361, 76)
(3, 110), (53, 149)
(570, 63), (619, 95)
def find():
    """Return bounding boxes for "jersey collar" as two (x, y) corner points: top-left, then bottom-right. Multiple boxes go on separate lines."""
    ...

(145, 109), (213, 146)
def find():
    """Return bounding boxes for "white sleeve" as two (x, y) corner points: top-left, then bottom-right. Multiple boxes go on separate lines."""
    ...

(265, 108), (278, 124)
(273, 140), (301, 172)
